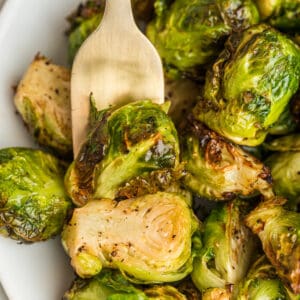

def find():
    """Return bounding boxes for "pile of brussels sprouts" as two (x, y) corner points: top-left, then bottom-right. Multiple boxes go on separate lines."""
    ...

(1, 0), (300, 299)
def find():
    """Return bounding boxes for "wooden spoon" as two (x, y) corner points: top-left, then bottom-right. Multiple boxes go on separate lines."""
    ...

(71, 0), (164, 157)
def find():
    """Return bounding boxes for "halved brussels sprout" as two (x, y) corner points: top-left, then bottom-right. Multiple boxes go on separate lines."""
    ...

(65, 100), (180, 206)
(181, 118), (273, 201)
(245, 197), (300, 294)
(235, 255), (292, 299)
(146, 0), (259, 79)
(191, 199), (256, 292)
(62, 192), (199, 282)
(193, 24), (300, 146)
(0, 147), (71, 241)
(14, 55), (72, 158)
(254, 0), (300, 32)
(63, 269), (188, 300)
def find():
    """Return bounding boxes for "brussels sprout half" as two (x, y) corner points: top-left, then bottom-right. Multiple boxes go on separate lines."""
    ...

(235, 255), (293, 299)
(194, 24), (300, 146)
(245, 197), (300, 294)
(14, 55), (72, 158)
(191, 199), (256, 292)
(146, 0), (259, 79)
(181, 118), (273, 201)
(65, 100), (180, 206)
(0, 148), (71, 242)
(62, 192), (199, 283)
(63, 269), (188, 300)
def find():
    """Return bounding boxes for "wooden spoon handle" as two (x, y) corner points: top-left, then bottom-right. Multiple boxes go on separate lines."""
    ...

(101, 0), (136, 30)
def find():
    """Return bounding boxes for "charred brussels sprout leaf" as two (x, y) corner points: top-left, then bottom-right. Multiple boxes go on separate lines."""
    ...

(146, 0), (259, 79)
(0, 148), (71, 241)
(194, 24), (300, 146)
(245, 197), (300, 294)
(63, 269), (188, 300)
(181, 119), (273, 201)
(254, 0), (300, 32)
(65, 100), (180, 206)
(235, 255), (292, 299)
(62, 192), (199, 282)
(191, 199), (256, 292)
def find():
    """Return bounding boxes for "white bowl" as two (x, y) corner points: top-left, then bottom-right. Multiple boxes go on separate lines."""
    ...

(0, 1), (83, 299)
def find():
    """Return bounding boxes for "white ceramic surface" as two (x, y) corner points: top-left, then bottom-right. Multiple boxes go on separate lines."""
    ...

(0, 1), (83, 299)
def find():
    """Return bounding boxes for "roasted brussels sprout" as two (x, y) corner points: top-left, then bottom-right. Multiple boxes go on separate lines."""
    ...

(193, 24), (300, 146)
(62, 192), (199, 282)
(63, 269), (188, 300)
(14, 55), (72, 158)
(264, 134), (300, 152)
(181, 118), (273, 201)
(245, 197), (300, 294)
(0, 148), (71, 242)
(191, 199), (256, 292)
(146, 0), (259, 79)
(235, 255), (293, 299)
(268, 106), (297, 136)
(254, 0), (300, 32)
(65, 100), (180, 206)
(264, 135), (300, 209)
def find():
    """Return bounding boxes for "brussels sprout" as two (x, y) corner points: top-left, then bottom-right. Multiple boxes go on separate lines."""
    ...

(191, 199), (256, 292)
(265, 151), (300, 209)
(235, 255), (292, 299)
(14, 55), (72, 158)
(62, 192), (199, 282)
(63, 269), (188, 300)
(254, 0), (300, 32)
(181, 118), (273, 201)
(245, 197), (300, 294)
(193, 24), (300, 146)
(146, 0), (259, 79)
(66, 0), (155, 62)
(65, 100), (180, 206)
(268, 105), (297, 136)
(264, 134), (300, 152)
(0, 147), (71, 242)
(146, 0), (259, 77)
(263, 135), (300, 209)
(165, 78), (202, 126)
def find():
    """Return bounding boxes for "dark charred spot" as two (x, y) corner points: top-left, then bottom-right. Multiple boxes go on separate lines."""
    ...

(222, 192), (236, 201)
(111, 250), (117, 257)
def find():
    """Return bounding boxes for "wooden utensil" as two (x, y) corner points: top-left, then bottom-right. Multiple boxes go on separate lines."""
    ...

(71, 0), (164, 157)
